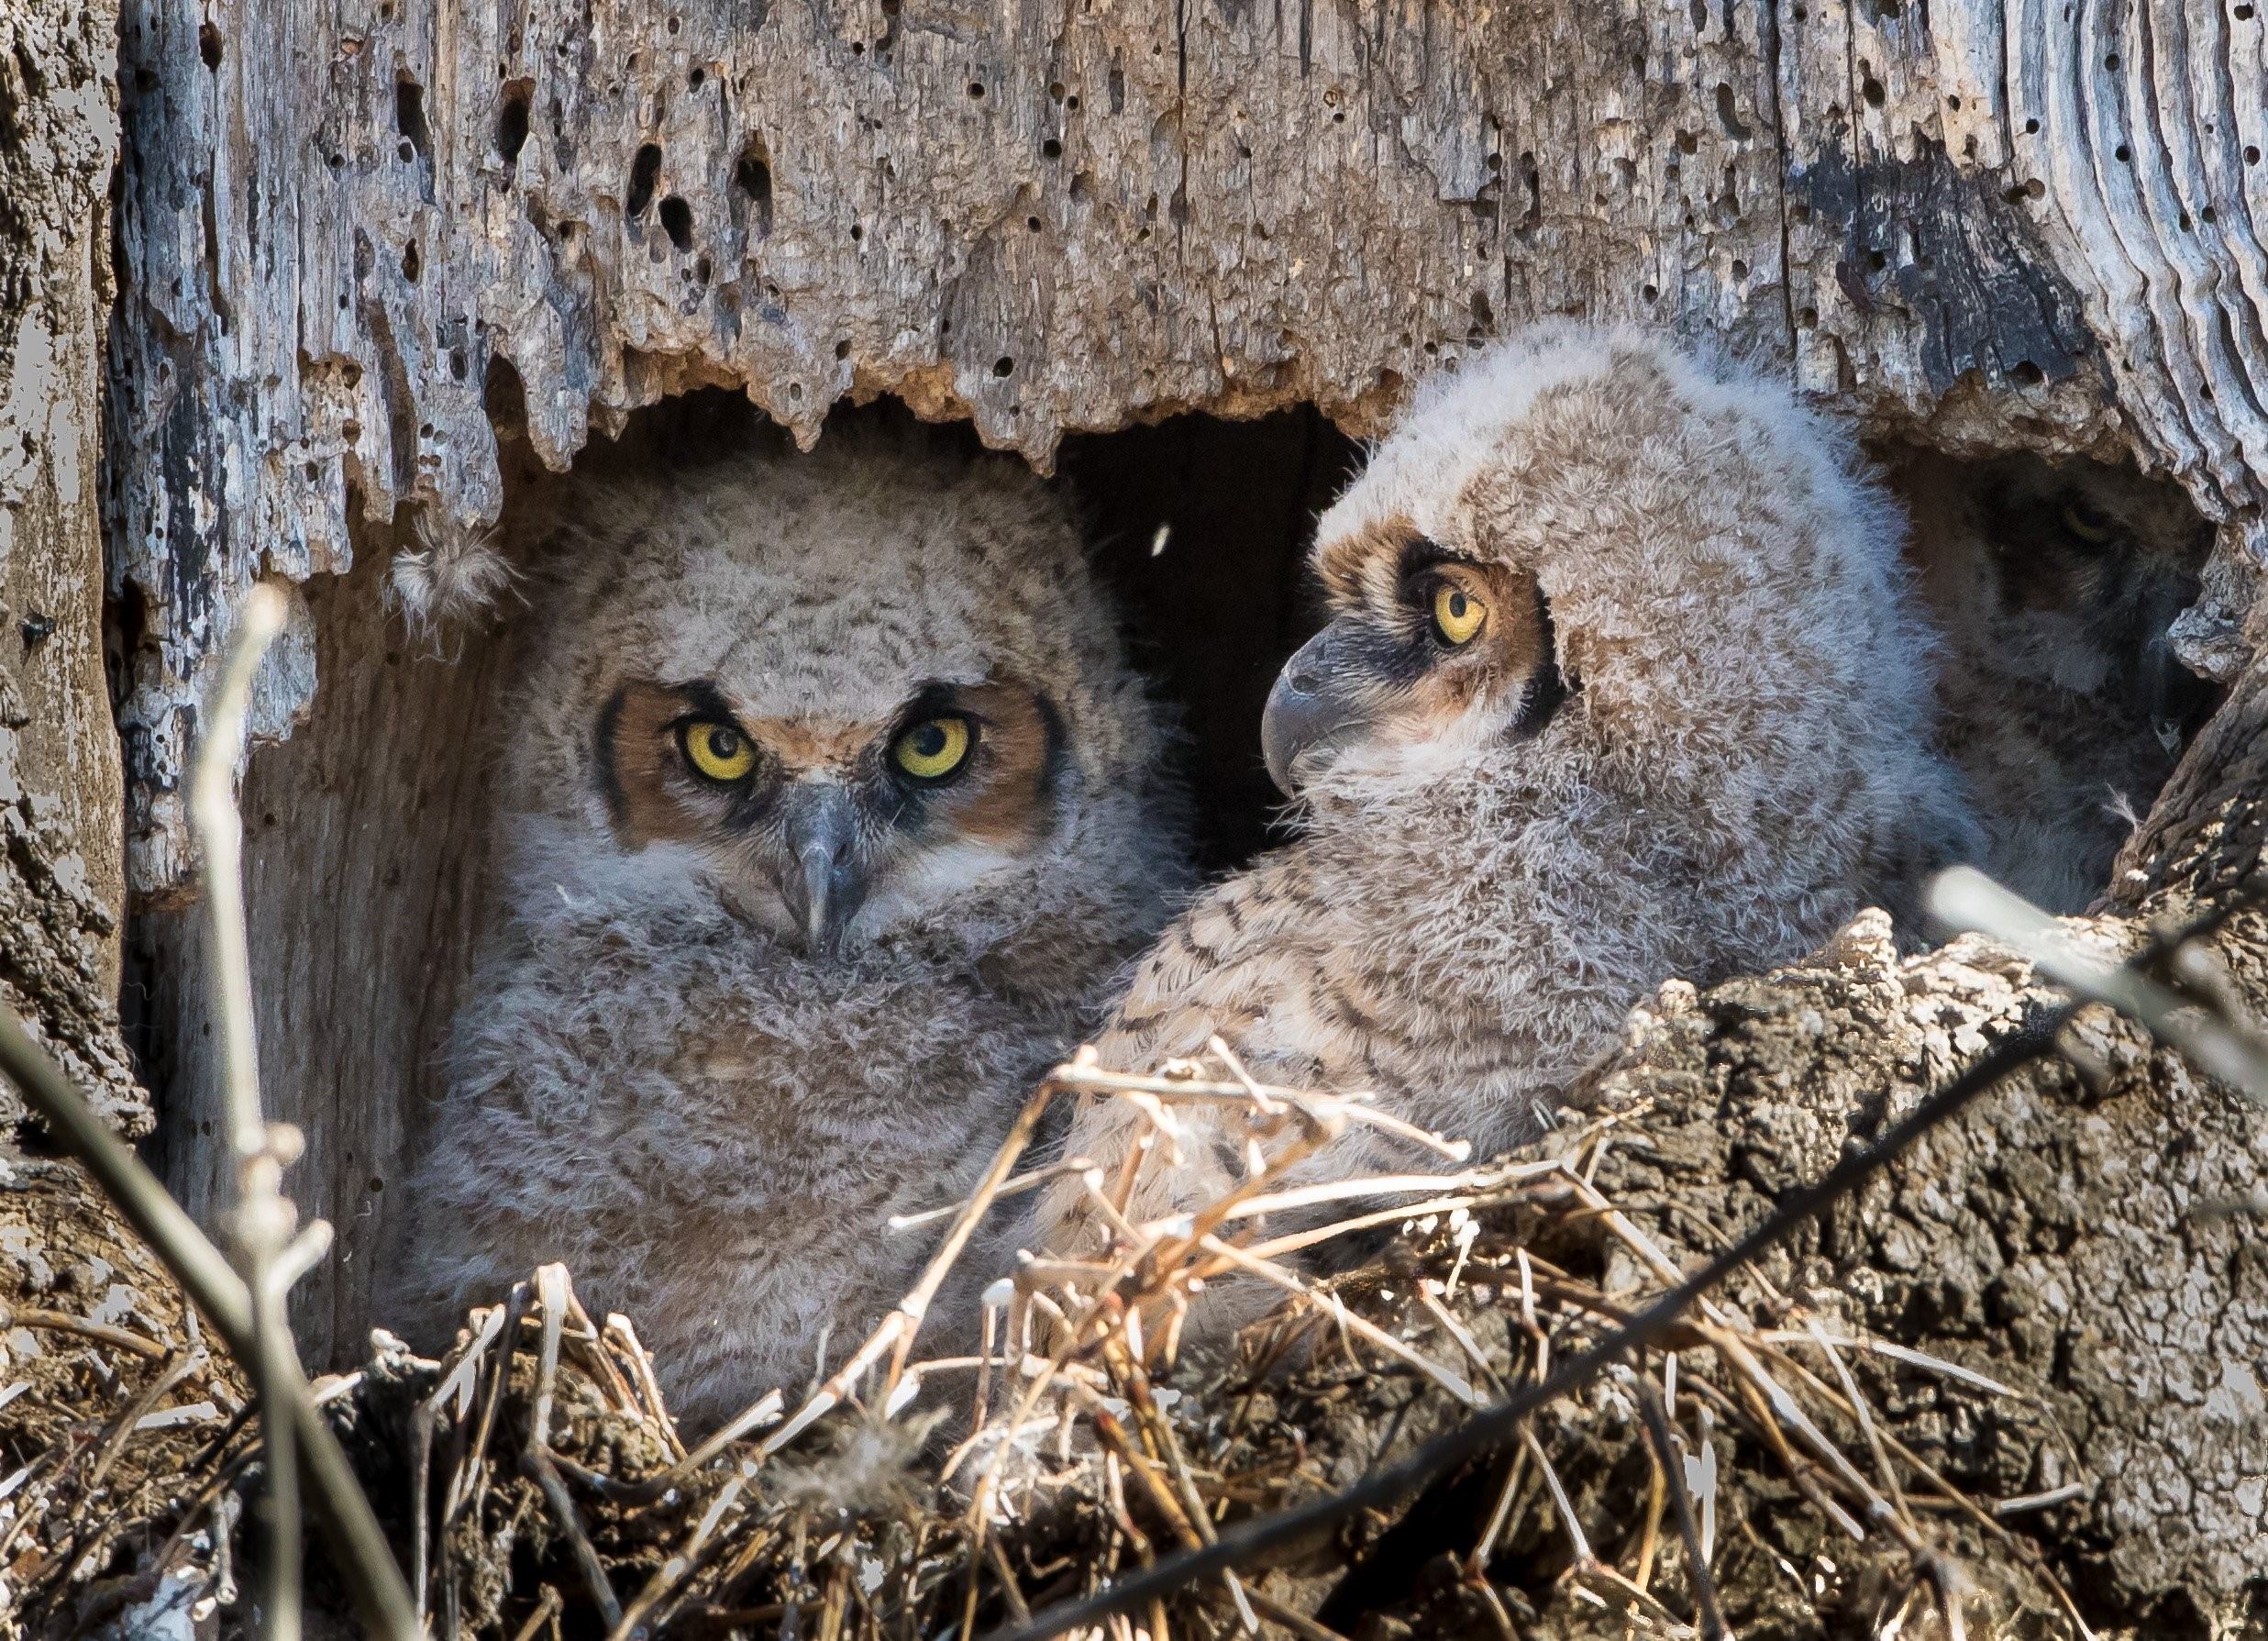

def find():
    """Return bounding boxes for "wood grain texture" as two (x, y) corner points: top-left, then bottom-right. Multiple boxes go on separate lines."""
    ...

(106, 0), (2268, 893)
(137, 549), (515, 1358)
(0, 0), (141, 1134)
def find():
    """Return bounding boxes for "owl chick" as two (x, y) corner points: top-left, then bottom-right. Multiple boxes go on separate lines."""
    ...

(1027, 326), (1975, 1323)
(1894, 449), (2215, 914)
(400, 433), (1186, 1426)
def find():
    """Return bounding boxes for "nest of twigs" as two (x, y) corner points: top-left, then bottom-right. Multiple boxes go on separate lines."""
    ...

(12, 1039), (2099, 1641)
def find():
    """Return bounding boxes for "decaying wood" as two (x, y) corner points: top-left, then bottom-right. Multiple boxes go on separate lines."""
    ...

(135, 549), (518, 1362)
(108, 0), (2268, 893)
(0, 0), (141, 1137)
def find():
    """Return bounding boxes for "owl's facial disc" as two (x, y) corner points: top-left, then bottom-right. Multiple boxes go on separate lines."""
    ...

(595, 676), (1065, 953)
(1263, 537), (1563, 796)
(1979, 467), (2215, 730)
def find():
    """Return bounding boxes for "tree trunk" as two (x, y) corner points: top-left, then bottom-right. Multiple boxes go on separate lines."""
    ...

(0, 7), (245, 1627)
(0, 0), (139, 1136)
(0, 0), (2252, 1633)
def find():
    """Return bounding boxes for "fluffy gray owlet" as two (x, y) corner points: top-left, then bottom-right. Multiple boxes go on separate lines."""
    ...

(1027, 326), (1979, 1336)
(1895, 449), (2214, 914)
(400, 434), (1188, 1426)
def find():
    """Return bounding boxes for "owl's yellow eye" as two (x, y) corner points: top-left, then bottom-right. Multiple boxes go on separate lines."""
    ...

(892, 715), (973, 781)
(682, 720), (757, 782)
(1432, 581), (1488, 646)
(2060, 499), (2117, 546)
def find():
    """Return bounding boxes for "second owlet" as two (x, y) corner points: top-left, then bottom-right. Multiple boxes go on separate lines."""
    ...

(400, 433), (1187, 1426)
(1892, 449), (2215, 915)
(1028, 326), (1978, 1323)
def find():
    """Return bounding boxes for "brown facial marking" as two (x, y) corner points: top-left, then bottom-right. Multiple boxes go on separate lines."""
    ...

(597, 673), (1065, 885)
(1407, 561), (1551, 723)
(758, 717), (873, 772)
(1317, 515), (1422, 607)
(598, 681), (738, 848)
(919, 680), (1061, 850)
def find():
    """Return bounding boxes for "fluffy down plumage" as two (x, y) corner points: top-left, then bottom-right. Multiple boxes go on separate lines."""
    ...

(395, 433), (1187, 1427)
(1028, 326), (1978, 1328)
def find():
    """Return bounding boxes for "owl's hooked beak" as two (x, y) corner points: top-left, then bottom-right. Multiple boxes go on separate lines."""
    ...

(1262, 617), (1377, 797)
(778, 784), (868, 958)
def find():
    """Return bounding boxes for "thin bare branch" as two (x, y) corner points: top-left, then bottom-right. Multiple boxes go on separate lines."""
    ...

(1635, 1378), (1724, 1640)
(1931, 867), (2268, 1102)
(192, 582), (304, 1641)
(0, 767), (415, 1634)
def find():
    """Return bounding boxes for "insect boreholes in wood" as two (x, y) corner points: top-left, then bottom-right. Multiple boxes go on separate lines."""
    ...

(735, 140), (774, 237)
(660, 196), (694, 252)
(1716, 83), (1752, 140)
(484, 353), (529, 442)
(395, 77), (432, 164)
(627, 142), (664, 219)
(497, 80), (533, 167)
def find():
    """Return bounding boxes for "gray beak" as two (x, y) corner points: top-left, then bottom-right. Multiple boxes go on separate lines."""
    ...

(1261, 617), (1378, 797)
(778, 784), (867, 957)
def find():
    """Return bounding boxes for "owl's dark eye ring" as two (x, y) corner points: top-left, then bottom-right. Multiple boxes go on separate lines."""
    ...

(2059, 496), (2118, 548)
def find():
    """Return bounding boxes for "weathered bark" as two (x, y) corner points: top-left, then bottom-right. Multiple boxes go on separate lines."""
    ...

(1569, 660), (2268, 1630)
(108, 0), (2268, 893)
(0, 0), (140, 1136)
(0, 9), (242, 1627)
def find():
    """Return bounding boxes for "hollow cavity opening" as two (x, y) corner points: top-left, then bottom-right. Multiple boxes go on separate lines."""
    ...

(1872, 442), (2218, 915)
(124, 392), (1355, 1368)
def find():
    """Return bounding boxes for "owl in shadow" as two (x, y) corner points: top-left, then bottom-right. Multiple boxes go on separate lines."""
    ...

(1893, 448), (2216, 914)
